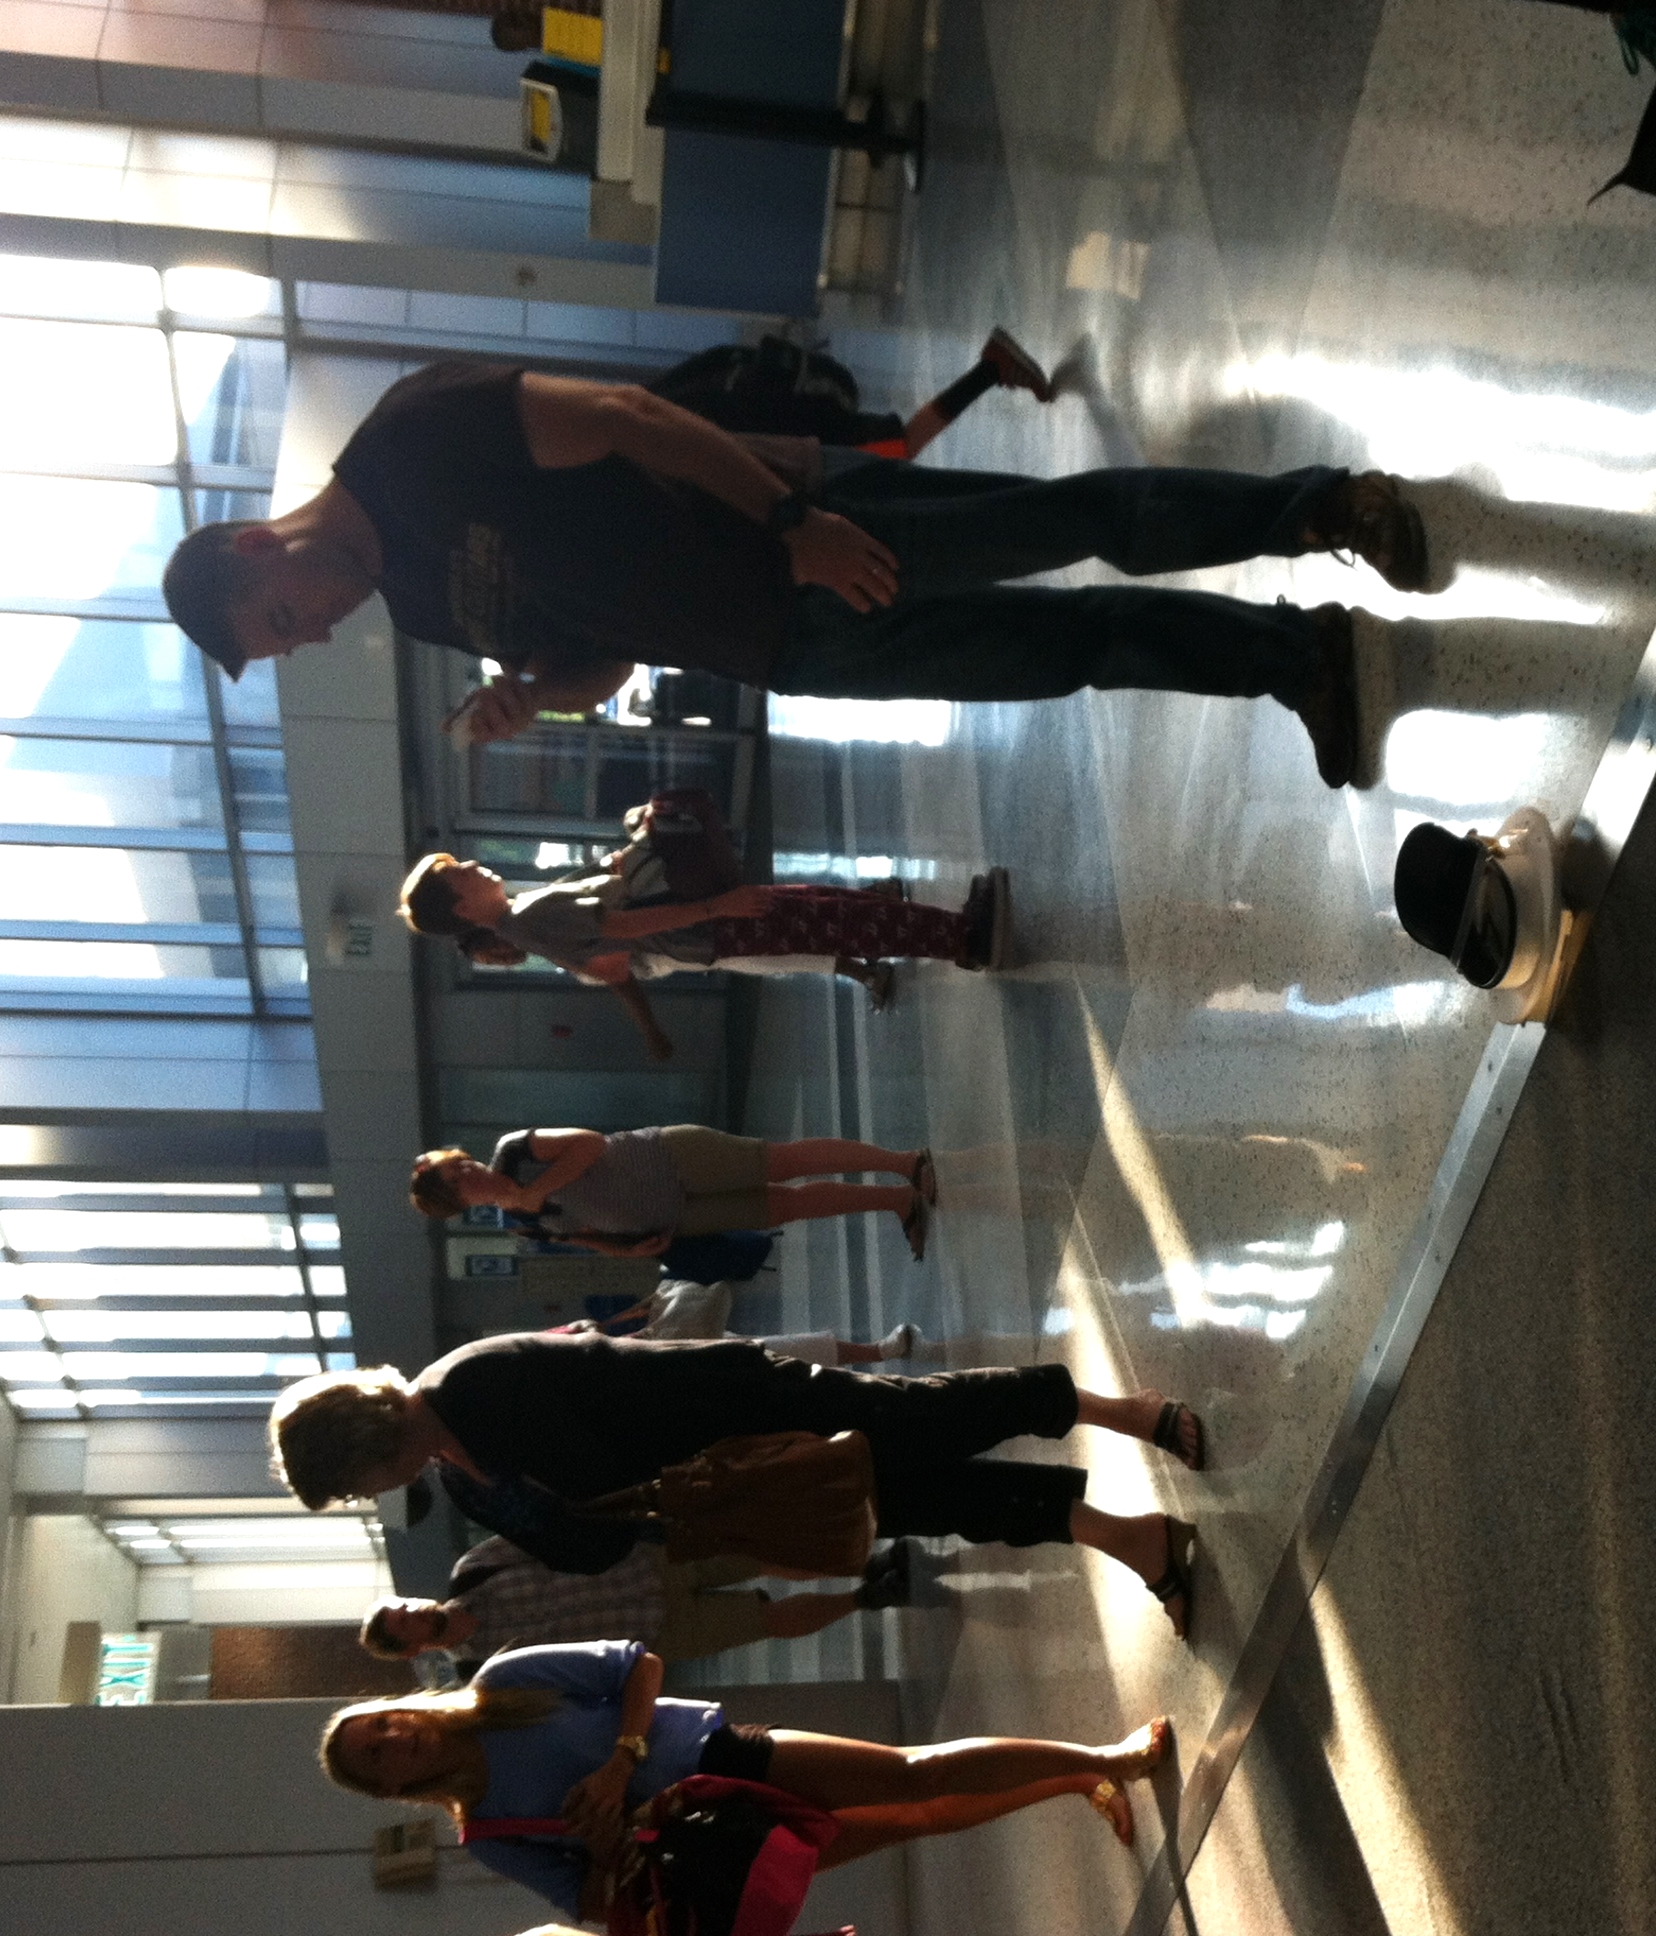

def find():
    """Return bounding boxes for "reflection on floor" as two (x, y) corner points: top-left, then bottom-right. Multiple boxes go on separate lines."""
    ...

(735, 2), (1656, 1931)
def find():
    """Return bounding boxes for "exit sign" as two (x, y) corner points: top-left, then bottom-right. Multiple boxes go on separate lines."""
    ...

(95, 1633), (158, 1705)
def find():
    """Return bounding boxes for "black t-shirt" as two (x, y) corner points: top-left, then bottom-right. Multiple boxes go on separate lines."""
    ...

(332, 362), (813, 686)
(416, 1329), (828, 1500)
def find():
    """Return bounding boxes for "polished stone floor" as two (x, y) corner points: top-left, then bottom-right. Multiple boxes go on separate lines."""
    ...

(732, 2), (1656, 1932)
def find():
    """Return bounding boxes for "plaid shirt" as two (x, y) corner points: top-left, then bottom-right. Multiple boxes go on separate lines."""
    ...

(448, 1536), (668, 1661)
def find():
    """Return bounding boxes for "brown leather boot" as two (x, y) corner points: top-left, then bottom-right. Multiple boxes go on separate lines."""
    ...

(1292, 603), (1359, 789)
(1307, 471), (1428, 592)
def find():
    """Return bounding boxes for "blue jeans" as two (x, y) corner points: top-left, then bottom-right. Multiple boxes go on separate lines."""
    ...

(769, 455), (1340, 705)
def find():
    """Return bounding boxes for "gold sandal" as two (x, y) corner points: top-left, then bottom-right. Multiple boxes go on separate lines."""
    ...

(1110, 1716), (1172, 1782)
(1088, 1778), (1132, 1847)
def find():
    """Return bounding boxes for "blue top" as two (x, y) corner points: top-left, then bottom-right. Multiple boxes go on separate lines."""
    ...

(464, 1641), (724, 1915)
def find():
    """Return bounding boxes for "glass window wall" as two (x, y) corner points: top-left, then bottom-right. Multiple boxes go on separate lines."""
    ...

(0, 1182), (347, 1418)
(0, 251), (305, 1018)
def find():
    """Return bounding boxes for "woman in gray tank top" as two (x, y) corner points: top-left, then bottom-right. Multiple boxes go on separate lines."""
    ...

(409, 1125), (939, 1261)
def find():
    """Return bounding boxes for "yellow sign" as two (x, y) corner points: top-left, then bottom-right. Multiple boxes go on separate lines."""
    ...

(542, 7), (602, 68)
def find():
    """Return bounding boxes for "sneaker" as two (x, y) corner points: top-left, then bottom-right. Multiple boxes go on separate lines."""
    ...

(984, 866), (1012, 969)
(981, 326), (1055, 403)
(857, 1540), (914, 1608)
(1313, 472), (1429, 593)
(878, 1320), (919, 1358)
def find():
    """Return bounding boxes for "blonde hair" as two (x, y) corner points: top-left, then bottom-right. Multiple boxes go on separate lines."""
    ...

(409, 1147), (470, 1220)
(320, 1684), (561, 1819)
(269, 1366), (412, 1511)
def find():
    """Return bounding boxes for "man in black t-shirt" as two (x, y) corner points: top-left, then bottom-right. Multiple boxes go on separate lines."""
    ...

(161, 361), (1428, 788)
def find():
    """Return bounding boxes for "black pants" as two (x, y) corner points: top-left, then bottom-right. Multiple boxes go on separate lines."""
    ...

(748, 1357), (1087, 1548)
(445, 1335), (1090, 1555)
(770, 455), (1336, 706)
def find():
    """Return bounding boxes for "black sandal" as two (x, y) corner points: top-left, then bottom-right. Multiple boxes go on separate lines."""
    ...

(1145, 1517), (1194, 1641)
(901, 1192), (928, 1263)
(1151, 1398), (1206, 1473)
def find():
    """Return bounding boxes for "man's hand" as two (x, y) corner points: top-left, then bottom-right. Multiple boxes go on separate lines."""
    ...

(709, 885), (775, 920)
(563, 1753), (633, 1838)
(610, 1233), (671, 1258)
(783, 508), (900, 613)
(449, 673), (540, 745)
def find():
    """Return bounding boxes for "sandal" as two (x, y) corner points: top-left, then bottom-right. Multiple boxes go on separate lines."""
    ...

(1108, 1715), (1172, 1783)
(910, 1147), (937, 1204)
(1145, 1517), (1194, 1641)
(1151, 1398), (1206, 1473)
(1088, 1778), (1133, 1847)
(901, 1192), (928, 1263)
(865, 961), (895, 1012)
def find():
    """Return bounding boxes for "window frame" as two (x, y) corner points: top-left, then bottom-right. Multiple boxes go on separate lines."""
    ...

(0, 265), (303, 1020)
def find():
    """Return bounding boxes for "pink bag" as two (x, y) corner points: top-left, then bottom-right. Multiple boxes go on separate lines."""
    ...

(461, 1774), (842, 1936)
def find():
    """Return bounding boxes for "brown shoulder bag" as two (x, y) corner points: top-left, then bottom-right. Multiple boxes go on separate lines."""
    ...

(578, 1430), (877, 1577)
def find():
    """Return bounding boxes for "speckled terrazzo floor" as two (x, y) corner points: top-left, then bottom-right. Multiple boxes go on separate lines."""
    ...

(734, 3), (1656, 1933)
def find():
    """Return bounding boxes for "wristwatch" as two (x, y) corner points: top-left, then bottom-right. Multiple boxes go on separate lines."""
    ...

(764, 491), (810, 538)
(615, 1732), (650, 1764)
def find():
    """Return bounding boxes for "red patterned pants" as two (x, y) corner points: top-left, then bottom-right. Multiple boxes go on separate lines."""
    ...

(709, 886), (969, 962)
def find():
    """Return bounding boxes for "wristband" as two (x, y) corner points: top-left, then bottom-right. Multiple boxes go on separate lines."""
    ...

(764, 492), (809, 538)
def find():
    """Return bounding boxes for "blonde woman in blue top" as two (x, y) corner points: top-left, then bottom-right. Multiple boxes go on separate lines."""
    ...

(320, 1640), (1170, 1920)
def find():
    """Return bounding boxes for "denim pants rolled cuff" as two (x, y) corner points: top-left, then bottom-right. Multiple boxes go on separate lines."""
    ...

(1257, 600), (1327, 710)
(1264, 465), (1348, 558)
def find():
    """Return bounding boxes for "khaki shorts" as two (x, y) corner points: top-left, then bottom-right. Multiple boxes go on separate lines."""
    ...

(656, 1553), (771, 1660)
(658, 1125), (769, 1235)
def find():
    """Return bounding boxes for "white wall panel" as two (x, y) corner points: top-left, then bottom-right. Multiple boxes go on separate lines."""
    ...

(3, 1512), (137, 1703)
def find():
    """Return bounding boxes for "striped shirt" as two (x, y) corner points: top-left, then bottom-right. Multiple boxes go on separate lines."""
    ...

(448, 1536), (668, 1662)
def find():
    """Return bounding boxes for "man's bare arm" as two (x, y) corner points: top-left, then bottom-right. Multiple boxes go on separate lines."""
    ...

(527, 662), (634, 711)
(518, 374), (791, 520)
(459, 662), (634, 745)
(516, 374), (899, 613)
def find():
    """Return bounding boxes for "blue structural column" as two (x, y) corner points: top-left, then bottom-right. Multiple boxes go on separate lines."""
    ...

(654, 0), (848, 315)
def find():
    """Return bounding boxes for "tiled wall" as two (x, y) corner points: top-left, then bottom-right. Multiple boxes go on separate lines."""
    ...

(292, 274), (746, 361)
(0, 0), (524, 153)
(0, 109), (656, 308)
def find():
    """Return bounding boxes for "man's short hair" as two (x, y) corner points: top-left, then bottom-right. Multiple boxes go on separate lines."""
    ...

(410, 1148), (470, 1220)
(359, 1597), (422, 1660)
(399, 854), (470, 937)
(269, 1366), (411, 1511)
(161, 521), (260, 681)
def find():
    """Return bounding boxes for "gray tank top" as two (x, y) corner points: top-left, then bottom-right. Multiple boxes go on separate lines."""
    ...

(491, 1127), (684, 1235)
